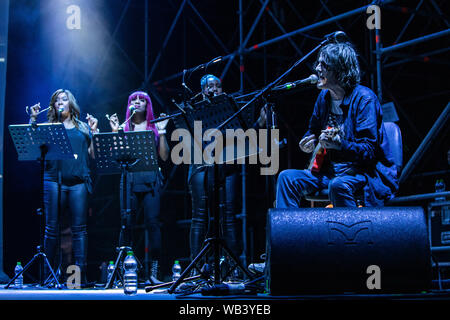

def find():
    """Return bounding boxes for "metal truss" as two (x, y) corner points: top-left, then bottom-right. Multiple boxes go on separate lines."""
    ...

(374, 1), (449, 184)
(85, 0), (449, 266)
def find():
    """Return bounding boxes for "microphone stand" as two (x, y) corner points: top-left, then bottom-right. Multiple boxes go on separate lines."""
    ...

(183, 56), (223, 77)
(149, 112), (183, 125)
(259, 100), (279, 210)
(118, 110), (136, 129)
(216, 38), (329, 132)
(215, 38), (329, 242)
(180, 56), (224, 102)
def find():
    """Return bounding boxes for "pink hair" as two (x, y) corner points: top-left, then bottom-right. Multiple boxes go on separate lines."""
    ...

(124, 91), (159, 142)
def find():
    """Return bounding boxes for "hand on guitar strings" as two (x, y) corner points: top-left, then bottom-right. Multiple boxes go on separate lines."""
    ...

(319, 128), (342, 150)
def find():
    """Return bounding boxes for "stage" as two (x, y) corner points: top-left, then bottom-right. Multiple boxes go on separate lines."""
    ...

(1, 285), (449, 319)
(1, 285), (450, 300)
(1, 3), (449, 319)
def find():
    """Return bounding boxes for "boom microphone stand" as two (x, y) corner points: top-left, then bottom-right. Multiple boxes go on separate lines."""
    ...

(202, 33), (339, 294)
(216, 33), (337, 132)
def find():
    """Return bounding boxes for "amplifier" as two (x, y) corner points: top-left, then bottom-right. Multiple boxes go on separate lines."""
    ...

(266, 207), (431, 294)
(428, 200), (450, 267)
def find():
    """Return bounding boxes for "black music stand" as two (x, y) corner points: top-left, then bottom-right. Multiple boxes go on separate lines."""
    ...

(147, 94), (257, 294)
(92, 130), (158, 289)
(5, 123), (75, 288)
(172, 94), (259, 165)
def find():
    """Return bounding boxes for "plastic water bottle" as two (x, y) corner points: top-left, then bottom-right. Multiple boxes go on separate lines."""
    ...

(435, 179), (446, 202)
(14, 262), (24, 289)
(172, 260), (182, 282)
(123, 251), (138, 295)
(106, 261), (115, 284)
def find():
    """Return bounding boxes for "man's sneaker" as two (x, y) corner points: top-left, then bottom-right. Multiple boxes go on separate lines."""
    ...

(248, 262), (265, 275)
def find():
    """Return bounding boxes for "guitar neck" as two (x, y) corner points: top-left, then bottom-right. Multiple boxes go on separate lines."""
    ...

(306, 127), (339, 171)
(307, 143), (323, 170)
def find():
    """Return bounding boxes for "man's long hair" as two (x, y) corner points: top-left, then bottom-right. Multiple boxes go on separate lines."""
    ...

(317, 42), (360, 93)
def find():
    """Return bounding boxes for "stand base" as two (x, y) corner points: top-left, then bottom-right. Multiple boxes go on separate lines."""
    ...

(4, 248), (61, 289)
(145, 274), (202, 292)
(150, 237), (254, 294)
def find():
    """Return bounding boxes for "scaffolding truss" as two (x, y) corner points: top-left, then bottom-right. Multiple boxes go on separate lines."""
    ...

(86, 0), (449, 264)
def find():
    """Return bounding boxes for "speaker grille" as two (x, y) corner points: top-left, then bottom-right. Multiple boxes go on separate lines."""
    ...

(266, 207), (431, 294)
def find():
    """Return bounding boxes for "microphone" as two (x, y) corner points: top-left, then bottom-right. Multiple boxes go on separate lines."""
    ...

(204, 56), (223, 69)
(271, 74), (318, 91)
(129, 105), (137, 112)
(57, 105), (64, 122)
(189, 91), (202, 103)
(208, 56), (223, 64)
(181, 68), (196, 100)
(324, 31), (349, 44)
(210, 56), (222, 64)
(182, 82), (194, 95)
(171, 98), (187, 114)
(185, 56), (224, 76)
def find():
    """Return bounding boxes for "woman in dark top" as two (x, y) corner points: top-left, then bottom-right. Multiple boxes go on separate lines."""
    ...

(108, 91), (169, 285)
(188, 75), (266, 277)
(188, 75), (241, 272)
(29, 89), (98, 286)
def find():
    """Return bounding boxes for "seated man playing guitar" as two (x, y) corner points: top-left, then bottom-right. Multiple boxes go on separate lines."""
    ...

(276, 41), (399, 208)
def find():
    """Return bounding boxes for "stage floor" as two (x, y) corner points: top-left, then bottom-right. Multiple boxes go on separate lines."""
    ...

(0, 286), (179, 300)
(1, 285), (450, 318)
(1, 285), (450, 300)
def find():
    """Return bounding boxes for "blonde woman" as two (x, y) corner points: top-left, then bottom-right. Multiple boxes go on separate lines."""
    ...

(29, 89), (98, 286)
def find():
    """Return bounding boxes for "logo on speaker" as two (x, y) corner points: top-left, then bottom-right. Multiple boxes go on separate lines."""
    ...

(327, 220), (373, 245)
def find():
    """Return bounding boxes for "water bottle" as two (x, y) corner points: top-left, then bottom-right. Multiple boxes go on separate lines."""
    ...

(106, 261), (115, 284)
(435, 179), (446, 202)
(123, 251), (138, 295)
(172, 260), (182, 282)
(14, 262), (24, 289)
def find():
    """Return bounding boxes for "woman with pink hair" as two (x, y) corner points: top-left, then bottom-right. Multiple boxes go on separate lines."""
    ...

(109, 91), (169, 285)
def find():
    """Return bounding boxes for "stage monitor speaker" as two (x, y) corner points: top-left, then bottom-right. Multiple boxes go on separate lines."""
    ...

(266, 207), (431, 295)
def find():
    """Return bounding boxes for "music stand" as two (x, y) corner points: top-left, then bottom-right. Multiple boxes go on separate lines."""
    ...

(5, 123), (75, 288)
(151, 94), (257, 294)
(92, 130), (159, 289)
(172, 94), (259, 165)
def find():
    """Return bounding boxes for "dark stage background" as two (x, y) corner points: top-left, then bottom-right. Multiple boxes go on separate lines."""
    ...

(2, 0), (449, 282)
